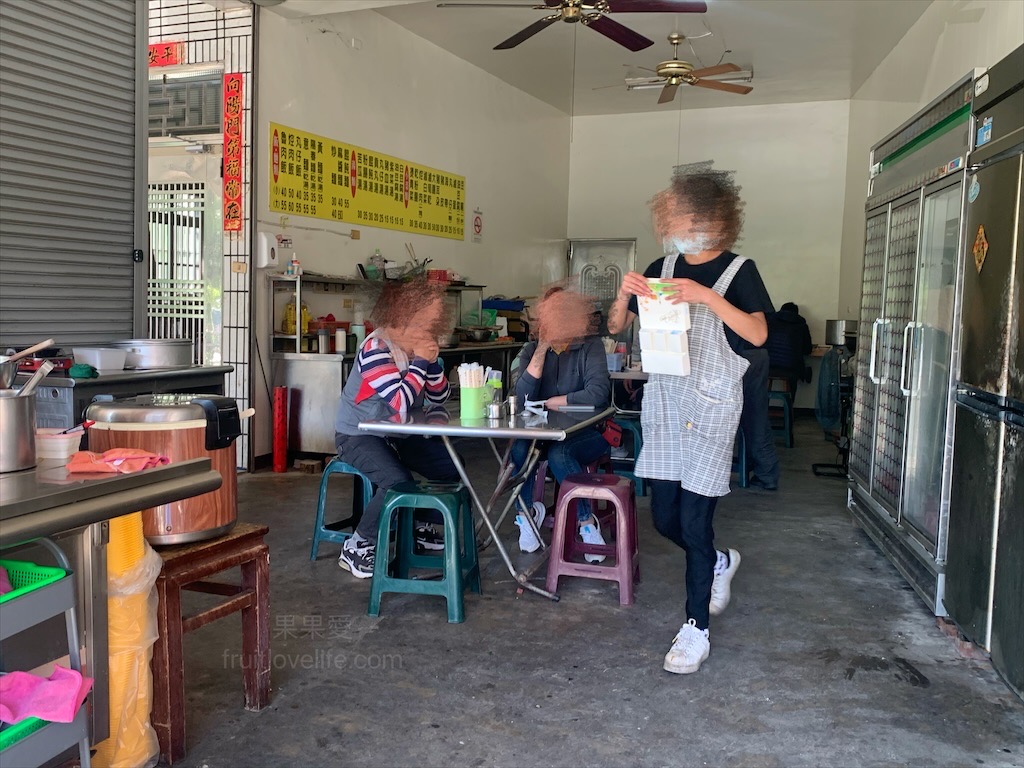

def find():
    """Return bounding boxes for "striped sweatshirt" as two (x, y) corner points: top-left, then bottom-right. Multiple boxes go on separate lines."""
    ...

(335, 335), (449, 436)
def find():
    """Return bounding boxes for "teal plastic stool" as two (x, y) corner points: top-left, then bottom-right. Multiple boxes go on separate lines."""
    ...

(768, 391), (794, 448)
(732, 430), (749, 488)
(611, 418), (647, 497)
(310, 458), (375, 560)
(368, 481), (481, 623)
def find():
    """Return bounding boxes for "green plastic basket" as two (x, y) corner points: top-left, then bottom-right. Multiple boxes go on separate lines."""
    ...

(0, 716), (48, 752)
(0, 559), (67, 604)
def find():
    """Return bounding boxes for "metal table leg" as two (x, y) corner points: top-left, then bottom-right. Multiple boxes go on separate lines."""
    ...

(441, 436), (559, 601)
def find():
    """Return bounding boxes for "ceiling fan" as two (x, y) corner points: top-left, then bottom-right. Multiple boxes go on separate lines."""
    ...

(437, 0), (708, 52)
(636, 32), (753, 103)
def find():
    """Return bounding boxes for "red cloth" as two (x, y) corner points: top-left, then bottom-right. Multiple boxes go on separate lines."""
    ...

(0, 665), (93, 724)
(66, 448), (171, 474)
(0, 565), (12, 596)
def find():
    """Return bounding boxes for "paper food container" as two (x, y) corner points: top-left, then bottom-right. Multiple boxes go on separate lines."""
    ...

(637, 280), (690, 376)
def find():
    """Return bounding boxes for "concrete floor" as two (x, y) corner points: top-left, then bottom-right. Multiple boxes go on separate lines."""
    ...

(174, 419), (1023, 768)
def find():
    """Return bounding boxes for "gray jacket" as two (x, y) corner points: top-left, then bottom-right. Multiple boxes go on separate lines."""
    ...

(513, 336), (610, 407)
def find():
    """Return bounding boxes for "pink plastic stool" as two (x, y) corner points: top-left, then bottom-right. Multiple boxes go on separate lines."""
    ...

(545, 473), (640, 605)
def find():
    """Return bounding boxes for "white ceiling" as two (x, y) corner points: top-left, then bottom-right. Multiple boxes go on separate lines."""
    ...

(261, 0), (933, 116)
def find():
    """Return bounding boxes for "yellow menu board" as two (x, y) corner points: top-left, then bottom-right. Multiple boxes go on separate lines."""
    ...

(268, 122), (465, 240)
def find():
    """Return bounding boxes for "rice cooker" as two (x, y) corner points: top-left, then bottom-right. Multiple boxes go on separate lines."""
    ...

(86, 394), (243, 545)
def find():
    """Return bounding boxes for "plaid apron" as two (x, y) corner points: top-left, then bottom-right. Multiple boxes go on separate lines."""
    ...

(635, 254), (750, 497)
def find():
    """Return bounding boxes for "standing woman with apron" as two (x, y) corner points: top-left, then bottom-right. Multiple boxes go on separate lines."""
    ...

(607, 164), (772, 675)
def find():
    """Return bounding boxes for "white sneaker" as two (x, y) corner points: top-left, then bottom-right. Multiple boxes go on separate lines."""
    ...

(579, 516), (606, 563)
(515, 501), (546, 553)
(709, 548), (741, 616)
(663, 619), (710, 674)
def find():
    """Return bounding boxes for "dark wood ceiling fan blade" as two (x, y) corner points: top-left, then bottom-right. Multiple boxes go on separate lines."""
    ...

(658, 82), (679, 104)
(605, 1), (707, 12)
(687, 62), (741, 79)
(586, 15), (654, 51)
(691, 78), (752, 94)
(494, 16), (559, 49)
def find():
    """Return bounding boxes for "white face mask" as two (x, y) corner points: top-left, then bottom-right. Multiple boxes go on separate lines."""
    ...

(669, 234), (714, 255)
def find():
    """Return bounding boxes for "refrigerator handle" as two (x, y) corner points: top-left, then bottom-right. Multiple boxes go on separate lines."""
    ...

(869, 318), (882, 384)
(900, 321), (913, 396)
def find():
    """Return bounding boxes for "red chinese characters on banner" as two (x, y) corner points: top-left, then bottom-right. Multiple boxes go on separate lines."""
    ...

(223, 73), (244, 233)
(148, 42), (184, 67)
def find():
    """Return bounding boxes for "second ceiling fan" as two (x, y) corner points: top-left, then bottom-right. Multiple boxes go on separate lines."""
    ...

(437, 0), (708, 52)
(643, 32), (753, 103)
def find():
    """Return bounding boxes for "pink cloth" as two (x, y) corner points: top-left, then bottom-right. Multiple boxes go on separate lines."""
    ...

(0, 665), (93, 724)
(66, 448), (171, 474)
(0, 565), (12, 596)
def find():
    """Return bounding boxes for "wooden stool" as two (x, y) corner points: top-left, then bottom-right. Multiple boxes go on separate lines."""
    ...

(151, 522), (271, 765)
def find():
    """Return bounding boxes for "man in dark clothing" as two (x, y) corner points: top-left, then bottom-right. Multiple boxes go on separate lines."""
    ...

(765, 302), (813, 395)
(740, 346), (780, 491)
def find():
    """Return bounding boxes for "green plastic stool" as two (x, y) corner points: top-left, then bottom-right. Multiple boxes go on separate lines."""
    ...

(368, 481), (481, 623)
(310, 458), (375, 560)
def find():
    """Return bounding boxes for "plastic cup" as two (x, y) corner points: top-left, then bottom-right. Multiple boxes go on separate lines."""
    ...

(460, 387), (486, 420)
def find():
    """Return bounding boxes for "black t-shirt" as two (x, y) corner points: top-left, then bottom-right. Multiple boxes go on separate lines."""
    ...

(627, 251), (774, 353)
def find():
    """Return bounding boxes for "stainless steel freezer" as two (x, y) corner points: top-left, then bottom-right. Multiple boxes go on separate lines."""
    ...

(945, 44), (1023, 698)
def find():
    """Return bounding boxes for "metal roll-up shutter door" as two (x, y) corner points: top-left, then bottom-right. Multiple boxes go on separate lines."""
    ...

(0, 0), (145, 348)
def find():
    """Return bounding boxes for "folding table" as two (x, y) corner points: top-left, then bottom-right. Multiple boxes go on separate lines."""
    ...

(358, 403), (614, 600)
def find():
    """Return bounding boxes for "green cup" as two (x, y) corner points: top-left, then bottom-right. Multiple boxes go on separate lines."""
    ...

(460, 387), (486, 420)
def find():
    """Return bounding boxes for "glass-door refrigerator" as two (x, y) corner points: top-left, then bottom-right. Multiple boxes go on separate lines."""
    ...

(848, 72), (977, 615)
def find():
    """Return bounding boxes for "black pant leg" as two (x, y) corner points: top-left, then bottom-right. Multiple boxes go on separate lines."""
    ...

(678, 489), (718, 630)
(336, 434), (413, 541)
(740, 348), (780, 486)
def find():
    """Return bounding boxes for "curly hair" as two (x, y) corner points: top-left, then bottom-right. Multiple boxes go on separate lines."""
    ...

(649, 161), (745, 250)
(368, 276), (452, 338)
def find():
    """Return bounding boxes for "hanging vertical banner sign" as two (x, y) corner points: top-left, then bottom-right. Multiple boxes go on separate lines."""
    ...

(148, 41), (184, 67)
(223, 74), (244, 233)
(268, 122), (465, 241)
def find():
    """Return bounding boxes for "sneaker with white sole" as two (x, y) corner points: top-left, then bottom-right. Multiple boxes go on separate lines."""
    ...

(709, 548), (741, 616)
(338, 536), (375, 579)
(414, 523), (445, 552)
(579, 516), (606, 563)
(515, 501), (546, 553)
(663, 619), (710, 674)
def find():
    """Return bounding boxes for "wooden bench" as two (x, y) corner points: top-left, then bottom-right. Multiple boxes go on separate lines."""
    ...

(150, 522), (270, 765)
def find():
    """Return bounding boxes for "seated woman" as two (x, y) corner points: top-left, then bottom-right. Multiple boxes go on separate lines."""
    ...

(510, 287), (611, 560)
(334, 278), (455, 579)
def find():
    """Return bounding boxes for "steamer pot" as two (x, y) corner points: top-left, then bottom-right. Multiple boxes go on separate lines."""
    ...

(109, 339), (192, 369)
(0, 390), (35, 473)
(87, 394), (244, 544)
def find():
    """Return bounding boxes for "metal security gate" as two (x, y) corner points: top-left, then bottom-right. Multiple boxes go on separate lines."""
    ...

(150, 0), (254, 468)
(148, 182), (205, 364)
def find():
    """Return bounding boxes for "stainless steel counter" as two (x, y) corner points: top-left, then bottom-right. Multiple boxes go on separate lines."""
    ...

(17, 365), (234, 433)
(0, 457), (221, 744)
(0, 458), (222, 545)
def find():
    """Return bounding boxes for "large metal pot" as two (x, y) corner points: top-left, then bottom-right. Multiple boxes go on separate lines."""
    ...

(0, 390), (35, 473)
(86, 394), (243, 544)
(825, 319), (859, 347)
(109, 339), (192, 369)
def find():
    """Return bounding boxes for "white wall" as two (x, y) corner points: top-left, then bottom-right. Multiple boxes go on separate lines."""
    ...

(838, 0), (1024, 316)
(255, 9), (571, 454)
(568, 100), (851, 407)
